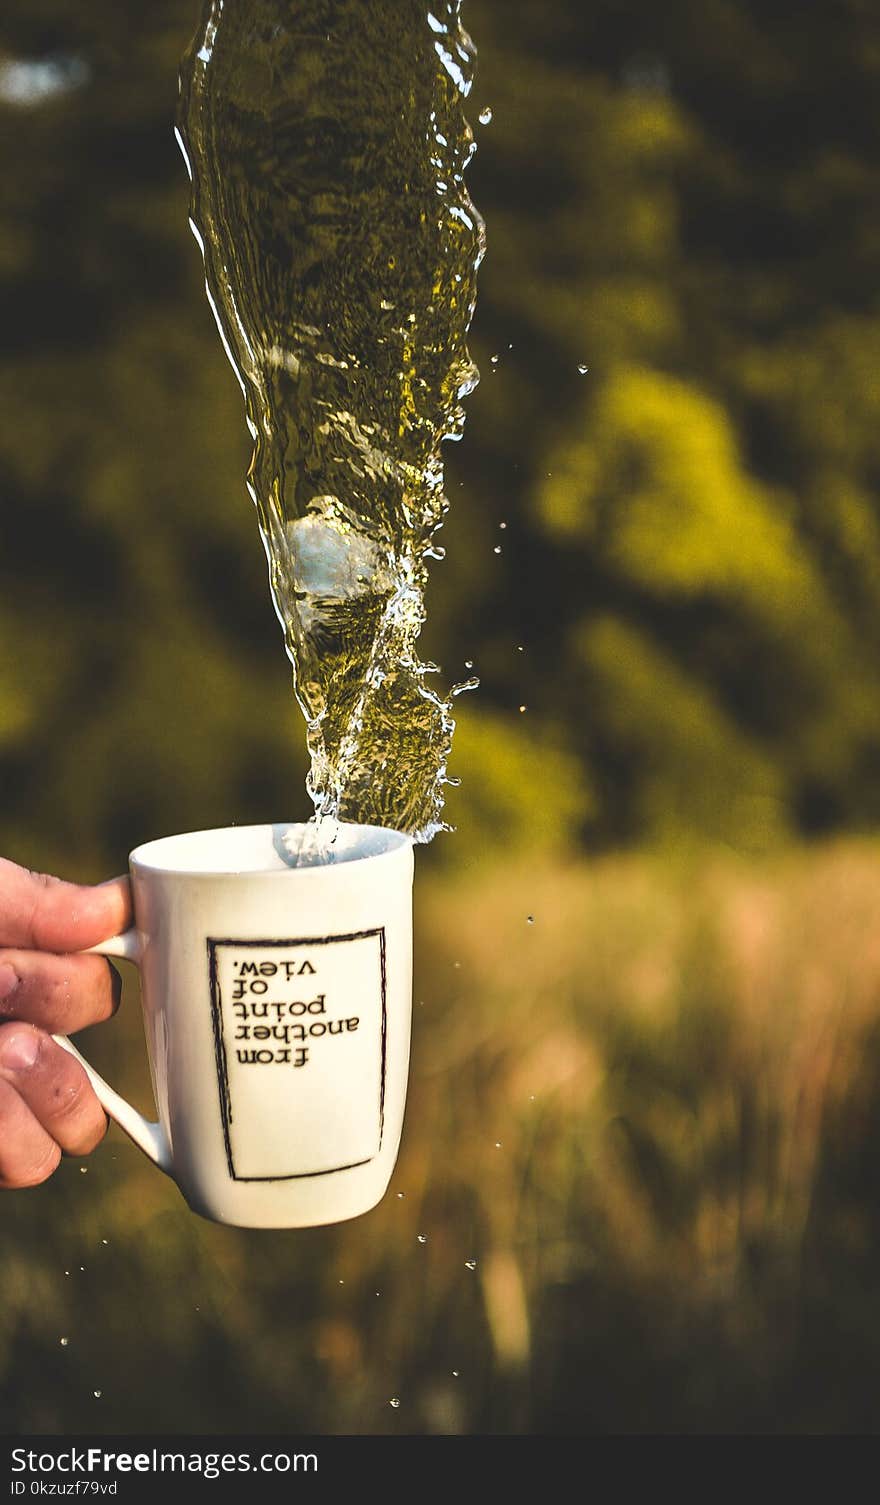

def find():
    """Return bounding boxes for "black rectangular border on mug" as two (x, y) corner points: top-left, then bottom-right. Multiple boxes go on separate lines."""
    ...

(207, 930), (388, 1182)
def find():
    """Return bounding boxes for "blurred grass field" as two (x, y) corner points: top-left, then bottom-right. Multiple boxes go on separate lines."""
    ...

(5, 837), (880, 1435)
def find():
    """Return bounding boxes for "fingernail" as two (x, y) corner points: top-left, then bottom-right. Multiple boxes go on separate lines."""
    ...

(0, 1026), (41, 1072)
(0, 963), (19, 1003)
(108, 962), (123, 1009)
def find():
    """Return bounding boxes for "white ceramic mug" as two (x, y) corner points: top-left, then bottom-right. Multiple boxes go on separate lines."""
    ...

(54, 821), (414, 1228)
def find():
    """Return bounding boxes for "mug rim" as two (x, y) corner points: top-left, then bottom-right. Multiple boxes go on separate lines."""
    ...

(129, 821), (413, 877)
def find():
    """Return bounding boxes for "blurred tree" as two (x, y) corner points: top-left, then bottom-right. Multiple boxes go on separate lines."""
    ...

(3, 0), (880, 871)
(0, 0), (312, 876)
(458, 0), (880, 849)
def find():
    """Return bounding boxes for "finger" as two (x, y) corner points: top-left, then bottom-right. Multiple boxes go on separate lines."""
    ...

(0, 952), (121, 1035)
(0, 1025), (107, 1162)
(0, 859), (132, 953)
(0, 1076), (61, 1188)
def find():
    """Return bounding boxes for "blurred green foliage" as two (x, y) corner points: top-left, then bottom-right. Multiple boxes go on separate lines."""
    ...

(2, 0), (880, 867)
(463, 0), (880, 851)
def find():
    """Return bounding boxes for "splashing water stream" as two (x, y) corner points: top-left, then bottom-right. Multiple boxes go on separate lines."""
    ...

(177, 0), (484, 839)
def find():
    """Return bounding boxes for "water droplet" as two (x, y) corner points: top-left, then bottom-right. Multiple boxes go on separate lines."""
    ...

(465, 1259), (477, 1271)
(389, 1397), (401, 1409)
(417, 1234), (428, 1244)
(577, 363), (589, 375)
(494, 1141), (503, 1150)
(396, 1192), (405, 1199)
(375, 1291), (381, 1297)
(490, 353), (499, 365)
(517, 644), (524, 652)
(499, 520), (507, 529)
(493, 545), (502, 554)
(79, 1166), (88, 1174)
(478, 105), (493, 124)
(527, 915), (535, 924)
(101, 1239), (109, 1245)
(338, 1279), (345, 1285)
(453, 961), (461, 969)
(452, 1370), (460, 1378)
(464, 659), (474, 669)
(79, 1266), (85, 1272)
(518, 704), (527, 713)
(59, 1337), (69, 1347)
(64, 1270), (70, 1277)
(93, 1390), (102, 1399)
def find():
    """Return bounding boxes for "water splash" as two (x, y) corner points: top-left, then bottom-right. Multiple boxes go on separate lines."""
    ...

(177, 0), (484, 838)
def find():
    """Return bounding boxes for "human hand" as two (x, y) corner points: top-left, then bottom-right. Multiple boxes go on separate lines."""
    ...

(0, 859), (131, 1187)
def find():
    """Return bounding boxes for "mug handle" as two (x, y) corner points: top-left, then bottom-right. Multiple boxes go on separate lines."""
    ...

(52, 928), (173, 1176)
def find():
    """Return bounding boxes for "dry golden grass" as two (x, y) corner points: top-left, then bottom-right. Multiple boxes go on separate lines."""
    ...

(6, 838), (880, 1434)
